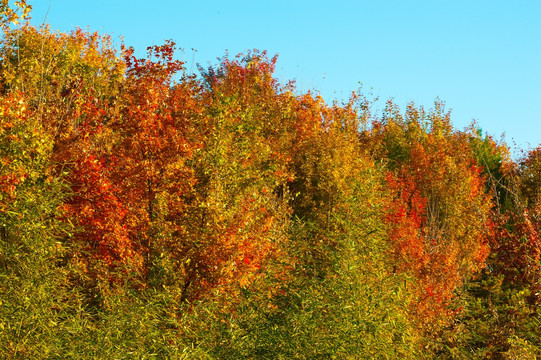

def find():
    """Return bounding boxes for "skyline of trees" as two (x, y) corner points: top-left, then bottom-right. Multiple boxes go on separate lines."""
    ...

(1, 3), (540, 358)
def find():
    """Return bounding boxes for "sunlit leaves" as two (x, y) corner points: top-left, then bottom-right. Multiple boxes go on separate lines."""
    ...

(1, 8), (541, 357)
(0, 0), (30, 27)
(365, 100), (493, 330)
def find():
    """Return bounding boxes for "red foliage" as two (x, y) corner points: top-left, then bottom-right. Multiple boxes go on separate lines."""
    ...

(63, 154), (139, 268)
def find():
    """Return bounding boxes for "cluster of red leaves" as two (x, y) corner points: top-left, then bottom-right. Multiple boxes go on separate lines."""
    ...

(62, 154), (138, 267)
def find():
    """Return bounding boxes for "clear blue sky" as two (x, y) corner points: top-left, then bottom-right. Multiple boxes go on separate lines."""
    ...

(27, 0), (541, 153)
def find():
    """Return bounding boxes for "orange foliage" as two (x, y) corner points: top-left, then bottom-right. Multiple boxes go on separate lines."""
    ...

(371, 101), (492, 328)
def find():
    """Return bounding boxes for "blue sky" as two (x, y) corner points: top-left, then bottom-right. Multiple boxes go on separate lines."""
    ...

(27, 0), (541, 153)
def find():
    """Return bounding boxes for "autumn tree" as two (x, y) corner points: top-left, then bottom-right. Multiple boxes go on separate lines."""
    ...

(364, 101), (492, 331)
(176, 51), (294, 301)
(432, 138), (541, 359)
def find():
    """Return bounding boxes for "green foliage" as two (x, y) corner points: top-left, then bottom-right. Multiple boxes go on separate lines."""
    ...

(0, 91), (73, 358)
(430, 275), (541, 359)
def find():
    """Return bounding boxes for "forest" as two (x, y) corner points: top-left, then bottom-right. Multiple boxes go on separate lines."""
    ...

(1, 2), (540, 359)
